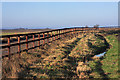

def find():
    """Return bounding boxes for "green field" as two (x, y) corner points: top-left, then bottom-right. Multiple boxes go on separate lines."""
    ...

(89, 34), (119, 78)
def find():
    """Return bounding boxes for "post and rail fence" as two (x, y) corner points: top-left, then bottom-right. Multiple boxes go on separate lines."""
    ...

(0, 27), (119, 59)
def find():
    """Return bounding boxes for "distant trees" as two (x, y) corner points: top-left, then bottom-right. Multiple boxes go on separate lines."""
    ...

(93, 24), (99, 29)
(85, 25), (88, 28)
(94, 24), (99, 29)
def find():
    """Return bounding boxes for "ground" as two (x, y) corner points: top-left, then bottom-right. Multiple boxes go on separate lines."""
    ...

(1, 29), (120, 79)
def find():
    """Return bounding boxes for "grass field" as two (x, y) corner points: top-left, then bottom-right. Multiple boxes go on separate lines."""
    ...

(1, 28), (52, 35)
(2, 29), (120, 79)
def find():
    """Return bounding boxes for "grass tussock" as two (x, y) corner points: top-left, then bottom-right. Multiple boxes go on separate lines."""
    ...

(2, 31), (118, 79)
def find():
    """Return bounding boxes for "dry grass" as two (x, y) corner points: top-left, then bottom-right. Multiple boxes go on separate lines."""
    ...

(2, 32), (110, 79)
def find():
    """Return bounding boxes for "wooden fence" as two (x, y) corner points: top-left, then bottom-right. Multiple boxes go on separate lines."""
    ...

(0, 27), (116, 59)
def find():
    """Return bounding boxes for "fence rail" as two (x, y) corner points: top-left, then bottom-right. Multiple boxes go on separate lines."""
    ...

(0, 27), (119, 59)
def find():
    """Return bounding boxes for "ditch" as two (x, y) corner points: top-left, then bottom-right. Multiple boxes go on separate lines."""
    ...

(2, 32), (119, 79)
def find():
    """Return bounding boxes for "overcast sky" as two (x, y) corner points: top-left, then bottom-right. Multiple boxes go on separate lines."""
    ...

(2, 2), (118, 29)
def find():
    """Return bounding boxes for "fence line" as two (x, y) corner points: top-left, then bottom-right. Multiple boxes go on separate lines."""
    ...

(0, 27), (118, 59)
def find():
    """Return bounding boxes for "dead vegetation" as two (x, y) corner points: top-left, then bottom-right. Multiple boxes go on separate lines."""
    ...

(2, 32), (109, 79)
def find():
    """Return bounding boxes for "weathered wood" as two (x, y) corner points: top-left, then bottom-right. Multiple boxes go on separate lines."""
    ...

(18, 36), (20, 57)
(74, 28), (75, 37)
(47, 32), (49, 43)
(54, 31), (56, 41)
(57, 31), (58, 39)
(60, 30), (62, 38)
(8, 37), (10, 59)
(59, 30), (60, 38)
(38, 34), (40, 48)
(0, 27), (112, 59)
(51, 32), (52, 41)
(26, 35), (28, 52)
(33, 34), (35, 48)
(43, 33), (45, 45)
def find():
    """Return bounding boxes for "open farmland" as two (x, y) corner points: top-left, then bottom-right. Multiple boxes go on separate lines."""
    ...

(1, 28), (52, 35)
(1, 28), (120, 79)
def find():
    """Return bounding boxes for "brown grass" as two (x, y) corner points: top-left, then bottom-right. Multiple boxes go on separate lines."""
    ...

(2, 32), (109, 78)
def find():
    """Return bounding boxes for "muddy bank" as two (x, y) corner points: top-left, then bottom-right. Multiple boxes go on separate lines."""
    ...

(88, 34), (119, 78)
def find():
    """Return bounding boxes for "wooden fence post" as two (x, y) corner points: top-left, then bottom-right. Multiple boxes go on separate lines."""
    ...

(33, 34), (35, 48)
(67, 29), (68, 36)
(8, 37), (10, 59)
(43, 33), (45, 45)
(58, 30), (60, 39)
(51, 32), (52, 42)
(38, 34), (40, 48)
(77, 28), (79, 36)
(62, 30), (64, 38)
(66, 29), (67, 37)
(74, 28), (75, 37)
(18, 35), (20, 57)
(71, 29), (72, 38)
(57, 31), (58, 39)
(62, 30), (63, 38)
(65, 29), (67, 37)
(76, 28), (77, 36)
(82, 27), (84, 34)
(47, 32), (49, 43)
(26, 35), (28, 52)
(61, 30), (63, 38)
(68, 29), (70, 39)
(61, 30), (62, 38)
(78, 28), (80, 35)
(64, 29), (66, 37)
(54, 31), (56, 41)
(63, 30), (65, 38)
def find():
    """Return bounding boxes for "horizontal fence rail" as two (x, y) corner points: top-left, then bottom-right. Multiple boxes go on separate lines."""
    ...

(0, 27), (119, 59)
